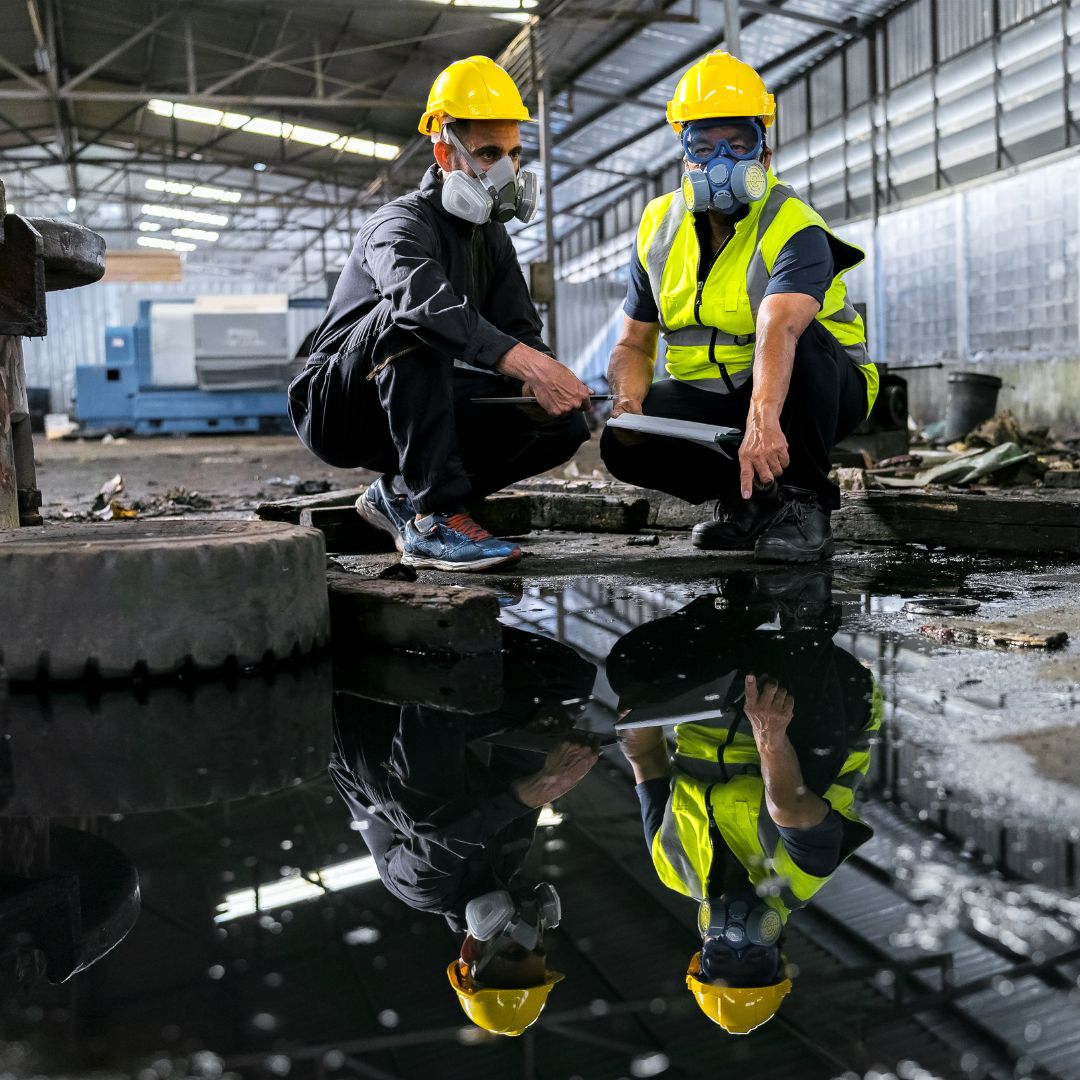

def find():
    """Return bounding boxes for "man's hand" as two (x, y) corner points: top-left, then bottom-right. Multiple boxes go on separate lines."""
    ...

(511, 737), (599, 808)
(738, 411), (789, 498)
(497, 343), (592, 416)
(743, 674), (794, 752)
(610, 396), (643, 419)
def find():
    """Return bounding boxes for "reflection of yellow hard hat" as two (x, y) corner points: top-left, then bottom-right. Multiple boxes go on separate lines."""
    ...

(666, 52), (776, 133)
(419, 56), (533, 135)
(447, 960), (564, 1037)
(685, 953), (792, 1034)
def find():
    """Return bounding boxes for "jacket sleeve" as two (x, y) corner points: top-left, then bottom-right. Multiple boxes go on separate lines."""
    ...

(364, 214), (520, 369)
(485, 226), (554, 358)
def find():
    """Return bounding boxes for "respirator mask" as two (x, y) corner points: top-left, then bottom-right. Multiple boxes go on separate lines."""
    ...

(440, 123), (539, 226)
(680, 118), (769, 216)
(697, 891), (785, 984)
(464, 883), (561, 977)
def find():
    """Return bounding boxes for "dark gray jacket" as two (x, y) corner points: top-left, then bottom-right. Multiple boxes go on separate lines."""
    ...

(312, 164), (551, 368)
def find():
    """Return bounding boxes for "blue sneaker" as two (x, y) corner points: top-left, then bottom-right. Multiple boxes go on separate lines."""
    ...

(401, 512), (522, 572)
(356, 477), (414, 552)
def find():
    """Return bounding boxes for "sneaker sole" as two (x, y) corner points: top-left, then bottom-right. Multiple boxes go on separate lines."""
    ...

(400, 549), (521, 572)
(356, 495), (405, 553)
(754, 539), (835, 564)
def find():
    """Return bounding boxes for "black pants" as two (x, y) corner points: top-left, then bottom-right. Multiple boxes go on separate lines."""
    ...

(599, 321), (868, 512)
(288, 302), (590, 513)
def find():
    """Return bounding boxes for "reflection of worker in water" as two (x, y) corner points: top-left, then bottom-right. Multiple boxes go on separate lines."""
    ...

(609, 570), (879, 1034)
(330, 628), (598, 1036)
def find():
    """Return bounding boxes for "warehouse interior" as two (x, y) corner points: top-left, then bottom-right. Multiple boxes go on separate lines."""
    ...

(3, 2), (1080, 1079)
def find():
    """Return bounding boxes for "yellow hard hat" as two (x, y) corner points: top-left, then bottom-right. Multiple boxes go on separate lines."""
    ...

(666, 52), (776, 133)
(447, 960), (564, 1037)
(419, 56), (533, 135)
(685, 952), (792, 1034)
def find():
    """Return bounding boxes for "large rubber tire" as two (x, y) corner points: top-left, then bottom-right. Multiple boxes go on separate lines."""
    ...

(0, 521), (329, 681)
(2, 661), (333, 816)
(27, 217), (106, 291)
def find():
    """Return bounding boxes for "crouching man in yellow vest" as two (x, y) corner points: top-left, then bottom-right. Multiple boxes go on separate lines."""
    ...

(602, 52), (878, 563)
(609, 569), (879, 1033)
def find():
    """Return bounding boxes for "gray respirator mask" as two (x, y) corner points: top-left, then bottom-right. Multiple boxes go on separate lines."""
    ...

(440, 124), (539, 226)
(464, 883), (561, 951)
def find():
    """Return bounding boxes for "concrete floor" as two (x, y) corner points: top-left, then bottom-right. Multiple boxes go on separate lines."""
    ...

(29, 430), (1080, 829)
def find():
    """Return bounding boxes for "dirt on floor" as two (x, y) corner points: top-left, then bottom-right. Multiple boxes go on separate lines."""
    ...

(33, 431), (613, 520)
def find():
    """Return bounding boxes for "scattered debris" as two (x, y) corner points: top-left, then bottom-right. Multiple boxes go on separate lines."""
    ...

(265, 475), (302, 488)
(903, 598), (980, 616)
(162, 487), (213, 510)
(293, 479), (333, 496)
(626, 533), (660, 546)
(90, 474), (124, 513)
(377, 562), (418, 581)
(835, 467), (868, 491)
(94, 500), (137, 521)
(919, 619), (1068, 649)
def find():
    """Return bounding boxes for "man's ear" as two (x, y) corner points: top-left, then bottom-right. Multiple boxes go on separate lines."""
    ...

(762, 147), (773, 170)
(433, 138), (454, 174)
(460, 934), (483, 963)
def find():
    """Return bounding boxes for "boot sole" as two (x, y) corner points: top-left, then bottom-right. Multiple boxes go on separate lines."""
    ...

(356, 495), (405, 553)
(400, 549), (522, 572)
(754, 538), (835, 564)
(692, 535), (757, 551)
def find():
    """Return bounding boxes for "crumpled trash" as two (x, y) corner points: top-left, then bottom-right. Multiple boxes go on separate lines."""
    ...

(94, 499), (137, 520)
(626, 534), (660, 546)
(377, 562), (418, 581)
(875, 442), (1039, 488)
(292, 479), (332, 496)
(90, 473), (124, 513)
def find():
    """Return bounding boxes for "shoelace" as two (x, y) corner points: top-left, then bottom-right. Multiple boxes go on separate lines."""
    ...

(768, 497), (811, 531)
(443, 512), (493, 542)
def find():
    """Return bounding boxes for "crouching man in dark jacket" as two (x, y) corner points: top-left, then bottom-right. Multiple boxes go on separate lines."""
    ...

(289, 56), (591, 572)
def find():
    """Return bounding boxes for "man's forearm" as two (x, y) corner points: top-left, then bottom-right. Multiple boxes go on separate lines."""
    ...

(748, 320), (799, 420)
(608, 343), (655, 407)
(757, 735), (830, 829)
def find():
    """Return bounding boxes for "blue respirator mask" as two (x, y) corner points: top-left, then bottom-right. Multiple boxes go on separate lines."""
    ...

(697, 891), (785, 984)
(680, 119), (769, 215)
(441, 124), (539, 226)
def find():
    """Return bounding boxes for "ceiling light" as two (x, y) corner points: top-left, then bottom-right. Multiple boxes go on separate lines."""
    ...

(215, 856), (381, 922)
(147, 98), (398, 160)
(172, 227), (219, 242)
(138, 221), (161, 232)
(144, 179), (244, 204)
(137, 236), (196, 252)
(141, 203), (229, 227)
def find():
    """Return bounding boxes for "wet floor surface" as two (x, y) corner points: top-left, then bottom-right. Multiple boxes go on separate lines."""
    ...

(2, 553), (1080, 1080)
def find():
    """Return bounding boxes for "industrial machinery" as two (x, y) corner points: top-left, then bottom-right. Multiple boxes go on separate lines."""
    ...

(74, 295), (321, 435)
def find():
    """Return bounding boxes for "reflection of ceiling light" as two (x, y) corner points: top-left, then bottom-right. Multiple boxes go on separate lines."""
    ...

(147, 98), (398, 160)
(137, 236), (196, 252)
(141, 203), (229, 227)
(215, 856), (380, 922)
(537, 805), (564, 828)
(138, 221), (161, 231)
(145, 178), (242, 203)
(172, 227), (219, 242)
(420, 0), (536, 19)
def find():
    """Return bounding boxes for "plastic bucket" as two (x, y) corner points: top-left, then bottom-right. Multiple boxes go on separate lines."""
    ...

(943, 372), (1003, 442)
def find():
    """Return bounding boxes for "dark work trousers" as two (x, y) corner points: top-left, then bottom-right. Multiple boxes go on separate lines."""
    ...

(289, 301), (590, 514)
(599, 321), (869, 512)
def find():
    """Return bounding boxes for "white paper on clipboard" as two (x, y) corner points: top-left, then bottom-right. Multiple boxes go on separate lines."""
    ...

(606, 413), (742, 456)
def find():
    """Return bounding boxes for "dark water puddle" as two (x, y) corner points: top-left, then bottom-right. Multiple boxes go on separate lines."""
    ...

(2, 566), (1079, 1080)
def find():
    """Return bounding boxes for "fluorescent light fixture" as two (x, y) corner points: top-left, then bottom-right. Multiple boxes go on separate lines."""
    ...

(138, 221), (161, 232)
(215, 856), (381, 923)
(137, 236), (196, 252)
(172, 227), (219, 242)
(147, 98), (399, 160)
(421, 0), (537, 7)
(141, 203), (229, 227)
(145, 178), (242, 203)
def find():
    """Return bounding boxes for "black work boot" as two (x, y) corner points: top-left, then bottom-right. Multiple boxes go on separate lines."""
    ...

(753, 567), (836, 628)
(754, 487), (834, 563)
(691, 482), (783, 550)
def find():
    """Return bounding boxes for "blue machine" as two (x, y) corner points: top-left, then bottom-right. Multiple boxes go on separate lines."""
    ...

(75, 297), (322, 434)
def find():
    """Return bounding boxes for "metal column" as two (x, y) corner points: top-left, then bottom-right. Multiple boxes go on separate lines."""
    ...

(724, 0), (741, 57)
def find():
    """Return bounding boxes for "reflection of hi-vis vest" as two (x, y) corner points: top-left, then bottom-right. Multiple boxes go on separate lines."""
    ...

(636, 172), (879, 414)
(650, 687), (882, 920)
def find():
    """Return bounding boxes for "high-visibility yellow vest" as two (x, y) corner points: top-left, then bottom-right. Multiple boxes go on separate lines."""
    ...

(650, 688), (881, 920)
(635, 172), (879, 414)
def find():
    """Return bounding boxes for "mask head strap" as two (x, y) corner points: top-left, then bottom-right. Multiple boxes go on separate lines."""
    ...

(443, 123), (503, 203)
